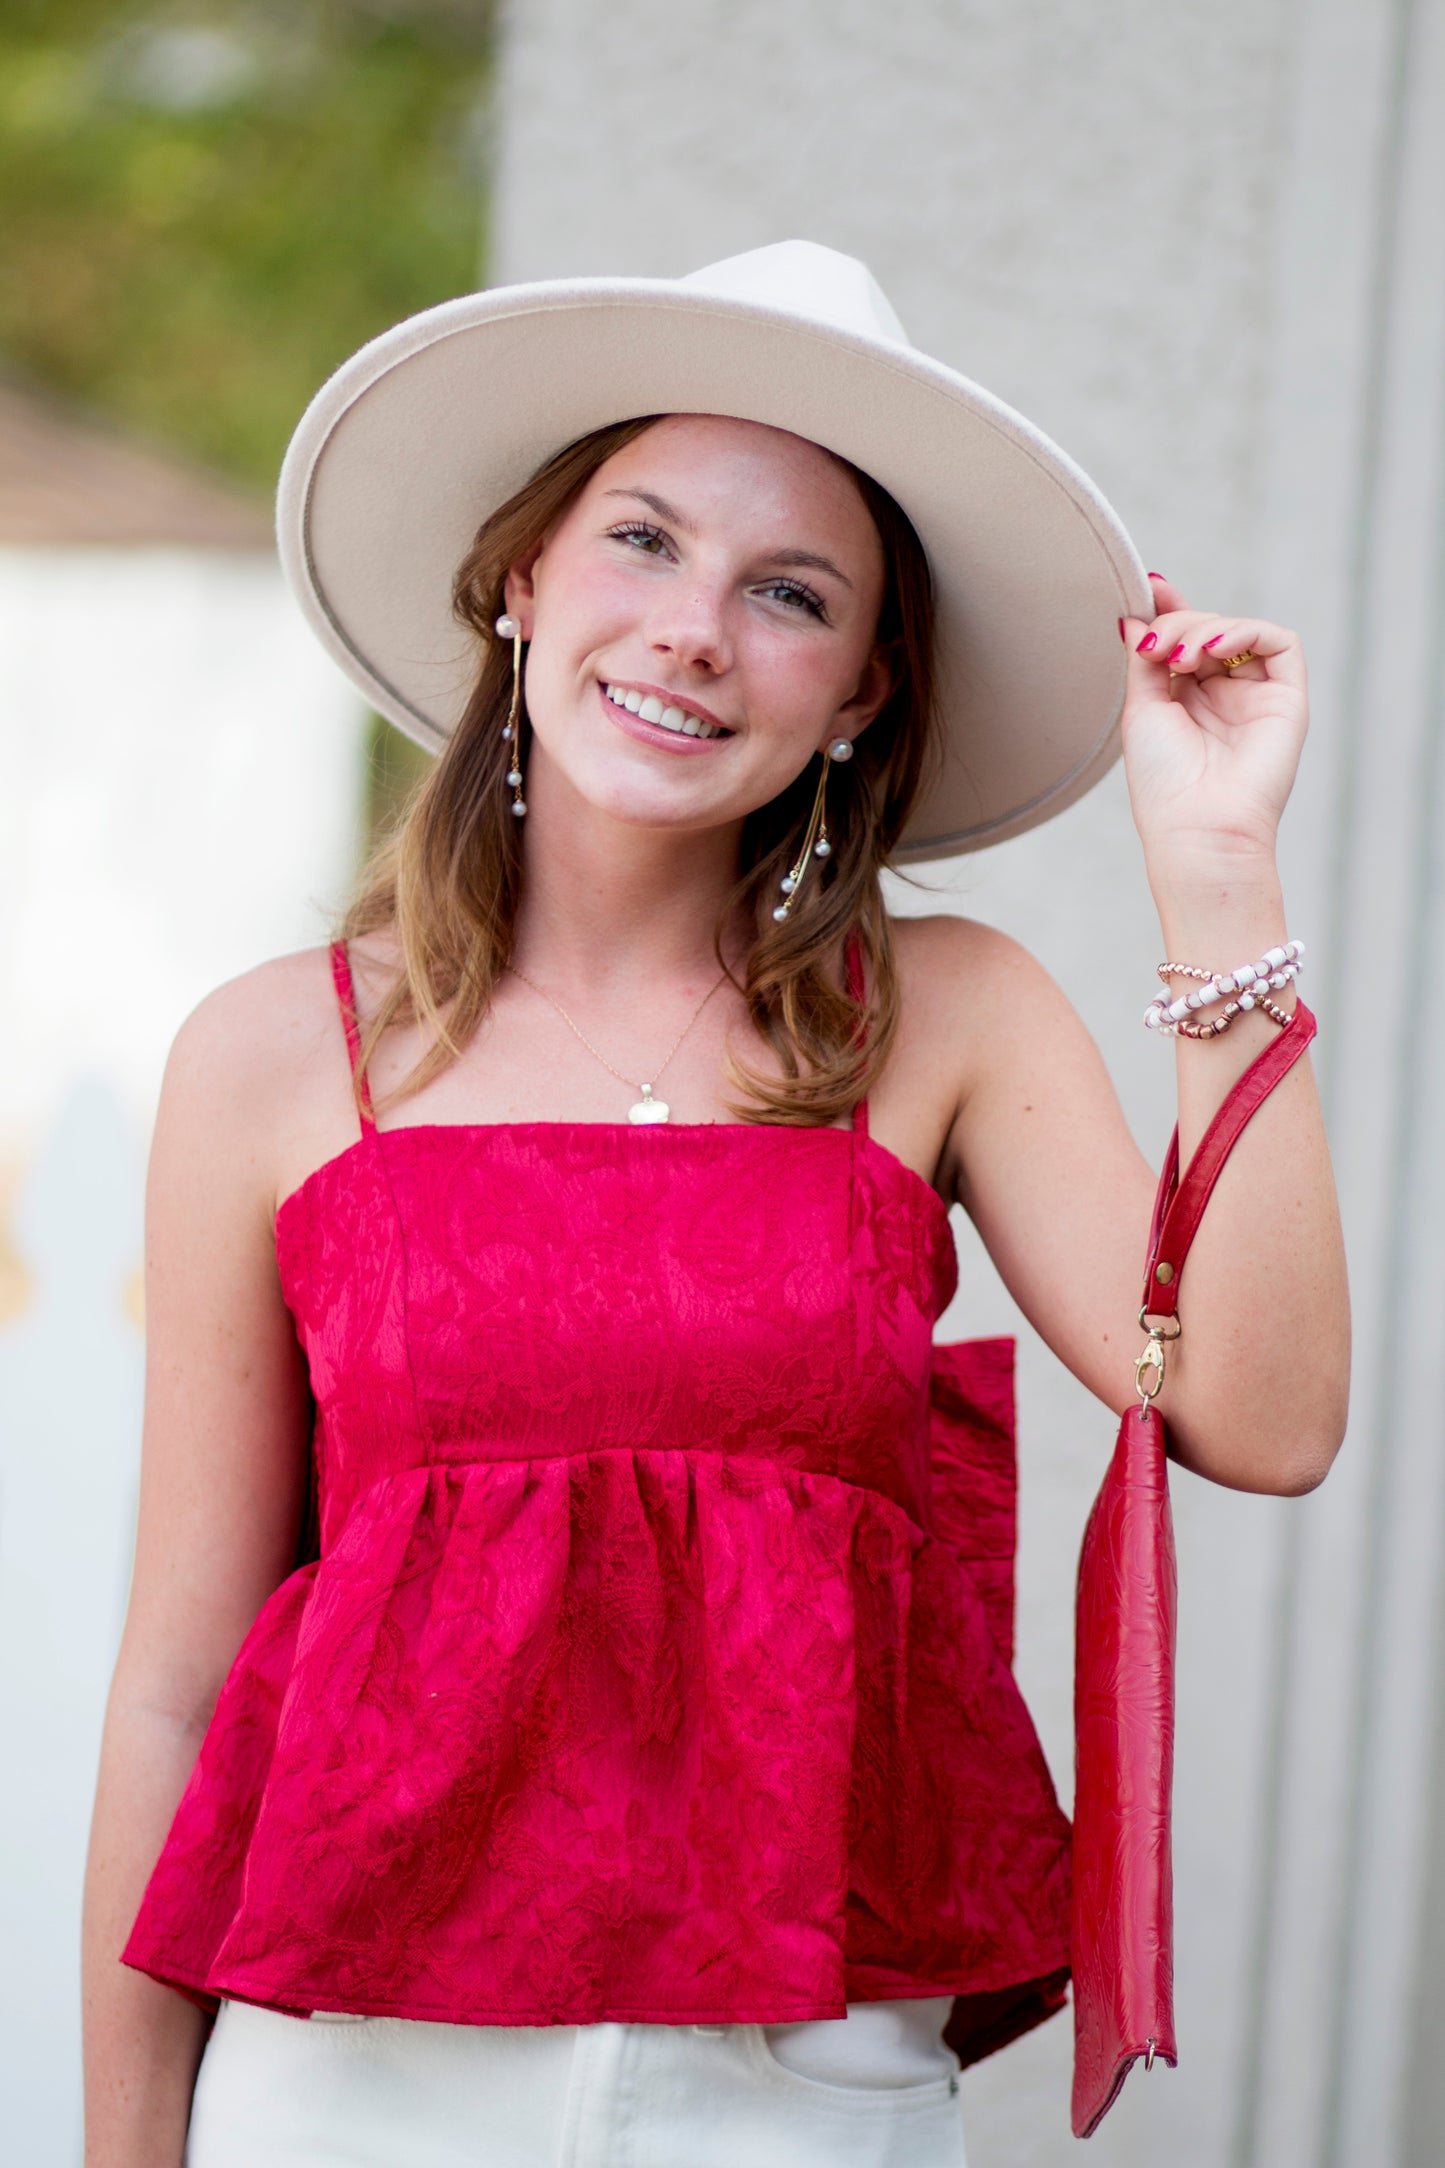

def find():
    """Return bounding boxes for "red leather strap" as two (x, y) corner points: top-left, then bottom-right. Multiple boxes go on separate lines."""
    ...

(1141, 1001), (1317, 1318)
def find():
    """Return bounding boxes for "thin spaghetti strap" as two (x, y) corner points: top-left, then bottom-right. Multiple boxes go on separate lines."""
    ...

(328, 939), (376, 1131)
(844, 927), (870, 1138)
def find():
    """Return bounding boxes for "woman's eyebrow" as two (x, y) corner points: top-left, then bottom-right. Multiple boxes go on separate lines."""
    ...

(602, 487), (853, 589)
(604, 486), (695, 531)
(768, 547), (853, 590)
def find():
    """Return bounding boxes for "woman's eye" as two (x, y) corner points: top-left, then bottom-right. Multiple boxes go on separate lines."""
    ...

(608, 521), (671, 556)
(759, 579), (826, 619)
(604, 528), (825, 619)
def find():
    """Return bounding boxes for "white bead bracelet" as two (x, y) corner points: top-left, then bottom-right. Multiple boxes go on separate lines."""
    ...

(1143, 940), (1305, 1037)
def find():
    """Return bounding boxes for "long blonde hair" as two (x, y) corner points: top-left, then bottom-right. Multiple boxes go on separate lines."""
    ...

(342, 414), (943, 1124)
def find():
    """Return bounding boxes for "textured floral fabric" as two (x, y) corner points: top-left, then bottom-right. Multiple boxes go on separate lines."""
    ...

(123, 948), (1072, 2071)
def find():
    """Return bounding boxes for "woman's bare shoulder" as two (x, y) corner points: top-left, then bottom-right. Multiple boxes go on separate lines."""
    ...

(887, 910), (1062, 1020)
(883, 911), (1082, 1117)
(166, 945), (342, 1098)
(859, 914), (1048, 1178)
(156, 945), (363, 1207)
(881, 913), (1115, 1205)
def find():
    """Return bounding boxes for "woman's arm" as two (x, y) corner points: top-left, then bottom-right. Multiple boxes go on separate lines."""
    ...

(932, 577), (1349, 1497)
(82, 965), (318, 2168)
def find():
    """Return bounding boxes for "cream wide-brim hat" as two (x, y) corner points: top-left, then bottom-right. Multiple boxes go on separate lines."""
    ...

(277, 239), (1153, 861)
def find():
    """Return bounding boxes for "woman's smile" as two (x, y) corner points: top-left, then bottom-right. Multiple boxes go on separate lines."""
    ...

(597, 677), (736, 751)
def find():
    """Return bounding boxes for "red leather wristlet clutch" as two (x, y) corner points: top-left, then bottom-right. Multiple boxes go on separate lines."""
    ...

(1070, 1002), (1319, 2139)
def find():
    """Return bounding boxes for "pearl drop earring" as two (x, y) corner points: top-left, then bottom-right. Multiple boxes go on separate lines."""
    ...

(772, 737), (853, 922)
(495, 613), (526, 817)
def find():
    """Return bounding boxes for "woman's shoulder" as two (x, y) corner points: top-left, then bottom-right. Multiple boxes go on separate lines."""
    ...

(157, 943), (373, 1203)
(880, 912), (1076, 1112)
(166, 944), (344, 1093)
(886, 909), (1055, 1007)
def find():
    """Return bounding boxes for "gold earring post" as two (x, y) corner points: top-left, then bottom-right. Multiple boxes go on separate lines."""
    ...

(495, 613), (526, 816)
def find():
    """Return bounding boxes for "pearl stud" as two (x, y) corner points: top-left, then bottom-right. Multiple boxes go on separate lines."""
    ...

(494, 613), (520, 640)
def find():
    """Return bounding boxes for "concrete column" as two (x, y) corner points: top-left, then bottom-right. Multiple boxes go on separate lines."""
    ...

(1244, 4), (1445, 2165)
(492, 4), (1445, 2160)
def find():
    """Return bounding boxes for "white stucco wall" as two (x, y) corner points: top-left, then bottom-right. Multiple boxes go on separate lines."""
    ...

(0, 549), (366, 1152)
(493, 3), (1445, 2163)
(0, 546), (366, 2164)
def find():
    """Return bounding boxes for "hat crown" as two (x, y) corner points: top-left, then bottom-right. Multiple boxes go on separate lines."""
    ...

(678, 240), (910, 349)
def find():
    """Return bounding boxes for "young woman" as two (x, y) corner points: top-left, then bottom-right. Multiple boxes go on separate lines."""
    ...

(82, 243), (1349, 2167)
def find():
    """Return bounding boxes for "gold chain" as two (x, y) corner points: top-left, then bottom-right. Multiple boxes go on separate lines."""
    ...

(504, 962), (730, 1097)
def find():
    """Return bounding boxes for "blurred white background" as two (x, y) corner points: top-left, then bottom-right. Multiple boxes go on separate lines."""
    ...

(0, 386), (365, 2166)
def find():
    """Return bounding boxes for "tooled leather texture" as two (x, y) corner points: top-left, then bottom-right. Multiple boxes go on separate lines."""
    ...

(1071, 1004), (1319, 2137)
(122, 947), (1073, 2065)
(1071, 1403), (1178, 2137)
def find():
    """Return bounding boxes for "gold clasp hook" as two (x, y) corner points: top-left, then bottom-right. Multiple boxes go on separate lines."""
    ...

(1135, 1335), (1167, 1408)
(1134, 1308), (1180, 1411)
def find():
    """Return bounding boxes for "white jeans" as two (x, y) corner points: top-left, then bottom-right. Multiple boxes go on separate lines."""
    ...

(185, 1995), (968, 2168)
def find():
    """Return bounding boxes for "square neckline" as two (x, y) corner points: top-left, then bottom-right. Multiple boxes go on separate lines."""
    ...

(284, 936), (954, 1238)
(274, 1116), (953, 1243)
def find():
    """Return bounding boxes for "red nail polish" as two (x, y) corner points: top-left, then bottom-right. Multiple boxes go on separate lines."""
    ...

(1166, 641), (1186, 663)
(1202, 634), (1224, 650)
(1147, 571), (1166, 581)
(1136, 632), (1158, 653)
(1117, 617), (1126, 643)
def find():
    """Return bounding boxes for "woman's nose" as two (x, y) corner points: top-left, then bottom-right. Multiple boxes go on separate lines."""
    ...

(647, 586), (731, 675)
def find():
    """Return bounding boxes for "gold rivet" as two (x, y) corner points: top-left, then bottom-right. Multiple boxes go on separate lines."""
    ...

(1155, 1261), (1175, 1285)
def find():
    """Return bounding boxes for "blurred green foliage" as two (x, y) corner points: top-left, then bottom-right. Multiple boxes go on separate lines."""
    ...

(363, 703), (432, 847)
(0, 1), (490, 835)
(0, 0), (495, 492)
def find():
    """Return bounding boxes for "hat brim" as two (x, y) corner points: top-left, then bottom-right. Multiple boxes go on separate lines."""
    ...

(277, 278), (1152, 860)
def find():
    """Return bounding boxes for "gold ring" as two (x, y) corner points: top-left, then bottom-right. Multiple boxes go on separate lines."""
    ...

(1218, 648), (1257, 670)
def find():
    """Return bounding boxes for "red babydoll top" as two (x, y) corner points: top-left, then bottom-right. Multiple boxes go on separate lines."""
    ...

(123, 936), (1072, 2068)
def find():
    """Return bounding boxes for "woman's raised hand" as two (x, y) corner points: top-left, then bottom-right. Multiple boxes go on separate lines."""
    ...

(1119, 572), (1309, 884)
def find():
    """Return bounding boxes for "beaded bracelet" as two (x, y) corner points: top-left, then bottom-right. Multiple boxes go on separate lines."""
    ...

(1152, 966), (1296, 1039)
(1143, 940), (1304, 1039)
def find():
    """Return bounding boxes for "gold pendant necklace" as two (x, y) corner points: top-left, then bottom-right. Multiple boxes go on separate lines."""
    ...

(503, 961), (731, 1124)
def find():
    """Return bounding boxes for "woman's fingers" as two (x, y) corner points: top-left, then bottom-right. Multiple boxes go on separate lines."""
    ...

(1121, 610), (1303, 688)
(1146, 570), (1188, 613)
(1117, 570), (1181, 651)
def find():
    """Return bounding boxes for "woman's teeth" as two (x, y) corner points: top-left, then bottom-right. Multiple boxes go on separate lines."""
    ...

(604, 684), (727, 738)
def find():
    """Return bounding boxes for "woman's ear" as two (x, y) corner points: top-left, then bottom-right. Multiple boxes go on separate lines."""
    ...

(833, 640), (898, 745)
(501, 540), (546, 634)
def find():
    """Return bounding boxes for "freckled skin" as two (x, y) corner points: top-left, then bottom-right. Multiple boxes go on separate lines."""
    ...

(503, 414), (893, 843)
